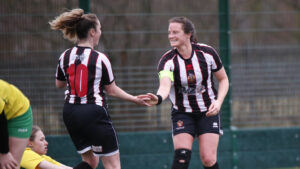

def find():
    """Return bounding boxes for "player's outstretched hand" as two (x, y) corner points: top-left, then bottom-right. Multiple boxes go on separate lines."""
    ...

(137, 93), (159, 106)
(133, 95), (152, 106)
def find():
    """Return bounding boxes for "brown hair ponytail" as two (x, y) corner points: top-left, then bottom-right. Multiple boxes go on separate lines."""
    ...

(49, 8), (98, 43)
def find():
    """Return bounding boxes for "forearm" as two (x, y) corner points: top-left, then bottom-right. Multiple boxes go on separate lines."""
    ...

(156, 86), (170, 100)
(39, 161), (69, 169)
(156, 77), (171, 100)
(60, 164), (73, 169)
(216, 78), (229, 105)
(109, 86), (135, 102)
(105, 82), (136, 103)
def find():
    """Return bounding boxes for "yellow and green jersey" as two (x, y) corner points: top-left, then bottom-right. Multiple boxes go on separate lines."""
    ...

(20, 148), (61, 169)
(0, 79), (30, 120)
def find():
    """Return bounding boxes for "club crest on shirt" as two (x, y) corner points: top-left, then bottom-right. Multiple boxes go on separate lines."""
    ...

(187, 73), (196, 84)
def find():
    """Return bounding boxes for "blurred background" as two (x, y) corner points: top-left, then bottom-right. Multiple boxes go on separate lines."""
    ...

(0, 0), (299, 168)
(1, 0), (299, 134)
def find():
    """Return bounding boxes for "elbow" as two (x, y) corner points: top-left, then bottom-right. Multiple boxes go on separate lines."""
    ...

(56, 85), (64, 89)
(106, 89), (116, 97)
(105, 86), (115, 97)
(56, 84), (65, 89)
(56, 80), (66, 88)
(104, 82), (118, 97)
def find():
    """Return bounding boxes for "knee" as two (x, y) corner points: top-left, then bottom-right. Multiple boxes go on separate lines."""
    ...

(84, 158), (99, 169)
(74, 161), (94, 169)
(171, 148), (192, 169)
(104, 162), (120, 169)
(201, 154), (217, 167)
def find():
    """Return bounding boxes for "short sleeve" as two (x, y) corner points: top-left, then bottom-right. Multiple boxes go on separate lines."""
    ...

(100, 55), (115, 85)
(196, 43), (223, 72)
(157, 50), (175, 81)
(20, 149), (44, 169)
(56, 59), (66, 81)
(206, 46), (223, 72)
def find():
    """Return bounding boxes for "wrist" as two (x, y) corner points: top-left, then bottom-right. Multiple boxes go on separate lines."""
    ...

(156, 94), (162, 105)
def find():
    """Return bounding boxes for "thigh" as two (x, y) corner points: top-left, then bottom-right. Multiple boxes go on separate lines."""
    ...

(63, 103), (119, 156)
(81, 150), (100, 169)
(198, 133), (219, 157)
(196, 113), (223, 136)
(101, 152), (121, 169)
(171, 110), (197, 137)
(173, 133), (194, 150)
(7, 106), (33, 138)
(9, 137), (28, 165)
(90, 118), (119, 156)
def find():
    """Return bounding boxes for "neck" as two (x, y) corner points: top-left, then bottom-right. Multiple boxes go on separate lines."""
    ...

(177, 43), (192, 59)
(77, 39), (94, 49)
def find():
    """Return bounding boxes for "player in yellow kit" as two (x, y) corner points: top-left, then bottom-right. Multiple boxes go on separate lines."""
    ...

(0, 79), (33, 169)
(20, 125), (72, 169)
(21, 148), (61, 169)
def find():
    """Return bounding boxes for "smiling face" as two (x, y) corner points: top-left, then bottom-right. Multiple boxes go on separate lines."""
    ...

(29, 130), (48, 155)
(168, 22), (191, 48)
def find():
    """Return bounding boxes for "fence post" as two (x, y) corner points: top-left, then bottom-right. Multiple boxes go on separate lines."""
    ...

(79, 0), (90, 13)
(218, 0), (231, 129)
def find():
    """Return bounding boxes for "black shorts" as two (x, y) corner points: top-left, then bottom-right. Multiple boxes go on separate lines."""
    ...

(171, 109), (223, 137)
(63, 103), (119, 156)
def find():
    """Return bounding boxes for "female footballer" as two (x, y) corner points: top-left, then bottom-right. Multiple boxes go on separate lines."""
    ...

(49, 8), (149, 169)
(140, 17), (229, 169)
(0, 79), (33, 169)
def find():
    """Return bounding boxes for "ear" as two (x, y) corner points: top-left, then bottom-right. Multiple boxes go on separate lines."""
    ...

(28, 140), (33, 147)
(89, 28), (96, 37)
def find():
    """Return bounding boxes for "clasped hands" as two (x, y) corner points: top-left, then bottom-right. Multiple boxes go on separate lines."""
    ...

(134, 93), (220, 117)
(134, 93), (159, 107)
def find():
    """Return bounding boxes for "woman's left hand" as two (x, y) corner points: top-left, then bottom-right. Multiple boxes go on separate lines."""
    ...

(206, 100), (221, 117)
(133, 95), (152, 106)
(137, 93), (159, 106)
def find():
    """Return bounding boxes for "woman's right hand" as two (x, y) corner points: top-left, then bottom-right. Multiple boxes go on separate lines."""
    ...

(133, 95), (152, 106)
(0, 152), (17, 169)
(137, 93), (159, 106)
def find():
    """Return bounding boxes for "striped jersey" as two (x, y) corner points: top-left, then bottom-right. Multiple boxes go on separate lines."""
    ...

(158, 43), (223, 113)
(56, 46), (114, 107)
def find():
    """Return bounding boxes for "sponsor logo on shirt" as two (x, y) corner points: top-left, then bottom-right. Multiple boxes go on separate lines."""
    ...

(177, 85), (206, 95)
(18, 128), (28, 133)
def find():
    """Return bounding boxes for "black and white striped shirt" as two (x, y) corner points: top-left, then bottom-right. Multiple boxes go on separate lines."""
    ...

(56, 46), (114, 107)
(158, 43), (223, 113)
